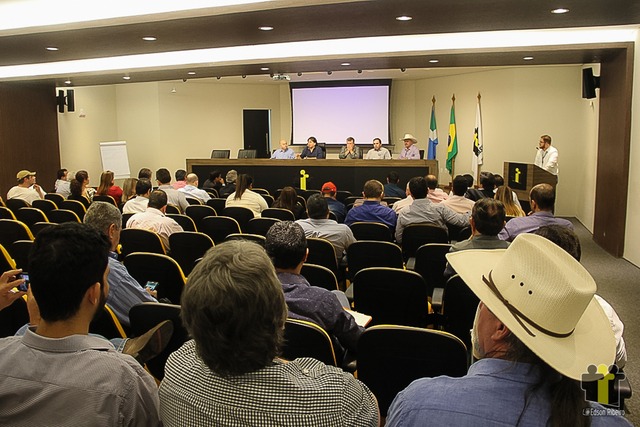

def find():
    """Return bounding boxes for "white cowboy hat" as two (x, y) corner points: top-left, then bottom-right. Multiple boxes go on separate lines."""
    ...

(400, 134), (417, 144)
(446, 233), (615, 380)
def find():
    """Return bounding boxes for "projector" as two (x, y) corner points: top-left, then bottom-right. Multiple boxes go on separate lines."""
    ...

(271, 74), (291, 81)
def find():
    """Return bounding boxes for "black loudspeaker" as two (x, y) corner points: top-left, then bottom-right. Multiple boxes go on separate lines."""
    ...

(57, 90), (65, 113)
(582, 68), (600, 99)
(57, 89), (75, 112)
(66, 89), (75, 112)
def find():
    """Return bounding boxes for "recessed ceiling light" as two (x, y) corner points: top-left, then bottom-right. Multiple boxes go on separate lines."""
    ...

(341, 62), (351, 66)
(396, 15), (412, 21)
(46, 46), (58, 51)
(187, 71), (196, 75)
(258, 26), (274, 31)
(523, 56), (534, 61)
(551, 8), (569, 14)
(429, 59), (439, 63)
(123, 76), (131, 80)
(142, 36), (157, 41)
(64, 80), (71, 85)
(260, 67), (269, 71)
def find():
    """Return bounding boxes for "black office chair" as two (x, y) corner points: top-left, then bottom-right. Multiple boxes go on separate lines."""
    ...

(32, 199), (58, 214)
(44, 193), (65, 206)
(124, 252), (186, 304)
(222, 206), (254, 232)
(439, 274), (480, 350)
(0, 207), (16, 220)
(119, 228), (166, 258)
(211, 149), (230, 159)
(346, 240), (403, 281)
(281, 318), (337, 367)
(200, 216), (241, 245)
(15, 207), (49, 231)
(412, 243), (452, 298)
(184, 197), (202, 206)
(246, 217), (280, 237)
(59, 199), (86, 221)
(9, 240), (34, 270)
(262, 208), (295, 221)
(224, 233), (266, 247)
(349, 221), (392, 242)
(5, 198), (29, 215)
(306, 237), (340, 280)
(166, 214), (197, 232)
(401, 223), (449, 263)
(185, 205), (217, 231)
(206, 198), (226, 213)
(47, 209), (81, 224)
(300, 263), (339, 292)
(93, 194), (119, 207)
(89, 305), (127, 340)
(237, 149), (257, 159)
(0, 219), (34, 249)
(168, 231), (214, 276)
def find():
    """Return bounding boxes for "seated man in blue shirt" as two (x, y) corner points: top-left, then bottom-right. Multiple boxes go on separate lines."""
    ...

(321, 181), (346, 223)
(345, 179), (397, 231)
(387, 233), (631, 427)
(271, 139), (295, 159)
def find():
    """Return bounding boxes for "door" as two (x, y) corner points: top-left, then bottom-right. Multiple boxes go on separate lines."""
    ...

(243, 109), (271, 159)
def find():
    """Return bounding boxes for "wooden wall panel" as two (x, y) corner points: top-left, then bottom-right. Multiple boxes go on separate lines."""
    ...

(593, 44), (635, 256)
(0, 83), (60, 199)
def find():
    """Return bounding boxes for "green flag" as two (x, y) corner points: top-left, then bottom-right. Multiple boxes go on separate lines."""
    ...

(446, 100), (458, 174)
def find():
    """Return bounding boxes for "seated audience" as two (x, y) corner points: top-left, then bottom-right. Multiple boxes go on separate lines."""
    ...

(465, 171), (495, 201)
(398, 134), (420, 159)
(225, 174), (268, 217)
(138, 168), (152, 180)
(218, 170), (237, 198)
(172, 169), (187, 190)
(158, 240), (379, 426)
(271, 139), (296, 159)
(54, 168), (71, 198)
(84, 202), (157, 327)
(494, 174), (523, 209)
(127, 190), (184, 251)
(123, 179), (152, 214)
(426, 174), (448, 203)
(365, 138), (391, 160)
(296, 194), (356, 263)
(395, 176), (469, 244)
(345, 179), (397, 230)
(0, 223), (162, 426)
(272, 186), (305, 219)
(299, 136), (326, 159)
(121, 177), (138, 206)
(202, 170), (224, 192)
(7, 170), (45, 204)
(97, 170), (123, 201)
(386, 233), (630, 427)
(384, 171), (406, 199)
(495, 185), (525, 217)
(498, 183), (572, 242)
(339, 137), (363, 159)
(321, 182), (346, 223)
(392, 182), (414, 214)
(266, 221), (363, 360)
(155, 168), (189, 213)
(70, 170), (95, 202)
(179, 173), (211, 203)
(441, 175), (475, 214)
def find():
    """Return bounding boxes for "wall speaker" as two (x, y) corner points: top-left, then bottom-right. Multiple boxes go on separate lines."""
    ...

(57, 89), (75, 112)
(582, 68), (600, 99)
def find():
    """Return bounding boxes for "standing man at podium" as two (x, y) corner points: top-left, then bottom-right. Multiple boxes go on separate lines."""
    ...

(534, 134), (558, 175)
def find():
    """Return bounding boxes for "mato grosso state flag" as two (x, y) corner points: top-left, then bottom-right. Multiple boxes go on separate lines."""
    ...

(472, 94), (483, 181)
(427, 97), (438, 160)
(446, 96), (458, 175)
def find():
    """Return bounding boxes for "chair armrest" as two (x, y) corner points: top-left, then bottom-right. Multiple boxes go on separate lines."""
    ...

(406, 257), (416, 270)
(431, 287), (445, 313)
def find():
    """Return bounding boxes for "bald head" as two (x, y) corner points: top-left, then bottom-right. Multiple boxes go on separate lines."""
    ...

(186, 173), (199, 186)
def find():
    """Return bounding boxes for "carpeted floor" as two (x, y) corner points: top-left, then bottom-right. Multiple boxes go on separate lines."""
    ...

(571, 218), (638, 425)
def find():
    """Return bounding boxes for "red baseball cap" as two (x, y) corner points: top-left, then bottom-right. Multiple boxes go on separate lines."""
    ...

(321, 182), (337, 193)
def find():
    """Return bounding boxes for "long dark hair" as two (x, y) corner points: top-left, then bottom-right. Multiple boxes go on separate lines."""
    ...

(234, 174), (254, 200)
(273, 186), (297, 212)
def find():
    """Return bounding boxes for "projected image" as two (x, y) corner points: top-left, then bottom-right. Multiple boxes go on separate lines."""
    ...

(291, 80), (391, 145)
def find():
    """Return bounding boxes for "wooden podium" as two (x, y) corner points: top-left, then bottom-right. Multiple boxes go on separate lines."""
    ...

(503, 162), (558, 202)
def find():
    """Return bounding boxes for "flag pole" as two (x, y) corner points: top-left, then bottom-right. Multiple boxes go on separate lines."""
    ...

(476, 92), (481, 181)
(451, 94), (456, 177)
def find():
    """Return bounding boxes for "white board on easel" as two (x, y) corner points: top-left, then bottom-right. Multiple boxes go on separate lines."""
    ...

(99, 141), (131, 179)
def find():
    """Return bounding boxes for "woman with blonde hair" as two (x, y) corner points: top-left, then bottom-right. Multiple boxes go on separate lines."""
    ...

(121, 177), (138, 205)
(495, 185), (525, 217)
(97, 170), (123, 201)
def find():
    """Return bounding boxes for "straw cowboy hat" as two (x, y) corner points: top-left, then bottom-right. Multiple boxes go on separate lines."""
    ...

(447, 233), (615, 380)
(400, 134), (417, 144)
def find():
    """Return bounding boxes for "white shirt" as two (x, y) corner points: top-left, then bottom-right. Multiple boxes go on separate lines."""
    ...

(365, 147), (391, 160)
(534, 145), (558, 175)
(7, 185), (44, 205)
(122, 196), (149, 214)
(179, 185), (211, 202)
(126, 207), (183, 250)
(225, 189), (268, 217)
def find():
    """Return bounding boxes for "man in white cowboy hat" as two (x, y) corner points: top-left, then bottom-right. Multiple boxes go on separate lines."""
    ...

(7, 170), (45, 204)
(386, 233), (631, 426)
(398, 134), (420, 159)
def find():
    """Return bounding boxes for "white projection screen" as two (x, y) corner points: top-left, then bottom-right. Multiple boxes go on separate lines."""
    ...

(290, 79), (391, 145)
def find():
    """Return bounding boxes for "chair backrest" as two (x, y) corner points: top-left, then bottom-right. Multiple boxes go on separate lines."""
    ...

(301, 189), (321, 200)
(346, 240), (403, 280)
(382, 197), (402, 206)
(10, 240), (34, 270)
(168, 231), (214, 276)
(282, 318), (337, 366)
(300, 263), (339, 291)
(129, 302), (190, 381)
(441, 274), (480, 350)
(59, 199), (86, 221)
(261, 194), (274, 207)
(349, 221), (392, 242)
(447, 223), (472, 242)
(353, 267), (428, 327)
(124, 252), (186, 304)
(44, 193), (65, 205)
(335, 190), (353, 204)
(15, 207), (48, 228)
(402, 223), (449, 260)
(119, 228), (166, 258)
(237, 149), (257, 159)
(184, 196), (202, 206)
(121, 212), (135, 228)
(32, 199), (58, 214)
(89, 304), (127, 339)
(344, 196), (360, 207)
(67, 194), (91, 209)
(245, 217), (280, 237)
(165, 204), (181, 214)
(222, 206), (254, 232)
(205, 188), (219, 198)
(296, 195), (307, 210)
(261, 207), (295, 221)
(5, 198), (30, 214)
(166, 214), (197, 232)
(306, 237), (339, 277)
(224, 233), (266, 246)
(211, 149), (230, 158)
(0, 296), (29, 338)
(47, 209), (81, 224)
(413, 243), (452, 297)
(0, 206), (16, 220)
(0, 243), (17, 272)
(206, 198), (227, 213)
(184, 205), (217, 231)
(93, 194), (119, 206)
(328, 211), (337, 221)
(358, 325), (468, 416)
(31, 221), (57, 236)
(252, 188), (270, 196)
(0, 219), (34, 249)
(199, 216), (241, 245)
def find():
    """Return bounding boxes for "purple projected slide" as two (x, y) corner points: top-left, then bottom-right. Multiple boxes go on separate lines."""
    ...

(291, 82), (390, 145)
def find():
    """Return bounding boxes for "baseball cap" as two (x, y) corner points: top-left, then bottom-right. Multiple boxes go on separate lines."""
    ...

(321, 182), (337, 193)
(17, 170), (36, 180)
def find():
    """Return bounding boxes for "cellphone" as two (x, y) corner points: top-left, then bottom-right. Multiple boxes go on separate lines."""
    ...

(17, 272), (30, 292)
(145, 281), (159, 291)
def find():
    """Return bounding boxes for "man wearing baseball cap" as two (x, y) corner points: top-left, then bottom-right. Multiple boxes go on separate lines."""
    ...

(321, 181), (346, 223)
(398, 134), (420, 160)
(386, 233), (631, 426)
(7, 170), (45, 204)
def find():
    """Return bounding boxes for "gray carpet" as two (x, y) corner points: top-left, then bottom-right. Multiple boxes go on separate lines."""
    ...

(571, 218), (638, 425)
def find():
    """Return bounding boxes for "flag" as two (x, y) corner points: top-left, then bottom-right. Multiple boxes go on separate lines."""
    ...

(446, 98), (458, 175)
(427, 101), (438, 160)
(471, 95), (483, 181)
